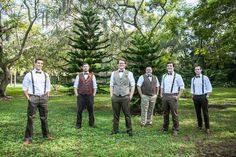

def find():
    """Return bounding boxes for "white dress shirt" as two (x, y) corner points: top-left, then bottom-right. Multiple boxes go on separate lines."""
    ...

(137, 74), (160, 87)
(73, 72), (97, 88)
(191, 74), (212, 95)
(109, 69), (135, 87)
(22, 69), (51, 96)
(161, 72), (185, 94)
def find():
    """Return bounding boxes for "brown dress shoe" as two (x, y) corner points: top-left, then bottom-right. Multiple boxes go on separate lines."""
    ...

(23, 140), (31, 145)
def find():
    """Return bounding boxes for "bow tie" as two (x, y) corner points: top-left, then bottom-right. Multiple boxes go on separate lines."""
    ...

(196, 75), (200, 78)
(147, 74), (152, 77)
(84, 72), (88, 75)
(168, 72), (172, 75)
(119, 70), (124, 72)
(36, 71), (42, 74)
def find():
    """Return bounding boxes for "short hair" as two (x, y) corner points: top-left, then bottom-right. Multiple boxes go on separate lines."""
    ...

(166, 61), (175, 67)
(195, 65), (202, 70)
(117, 58), (126, 64)
(35, 58), (43, 63)
(82, 63), (89, 66)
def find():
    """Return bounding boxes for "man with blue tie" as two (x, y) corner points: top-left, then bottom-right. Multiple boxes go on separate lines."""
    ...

(22, 58), (51, 145)
(160, 61), (184, 136)
(74, 63), (97, 129)
(109, 59), (135, 136)
(191, 65), (212, 134)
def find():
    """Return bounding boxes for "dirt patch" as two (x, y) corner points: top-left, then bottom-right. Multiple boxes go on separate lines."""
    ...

(196, 138), (236, 157)
(209, 103), (236, 109)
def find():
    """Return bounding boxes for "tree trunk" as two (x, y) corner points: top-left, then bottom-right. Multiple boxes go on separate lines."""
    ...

(0, 66), (10, 97)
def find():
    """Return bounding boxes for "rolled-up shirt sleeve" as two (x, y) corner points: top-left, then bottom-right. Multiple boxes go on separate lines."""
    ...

(22, 73), (30, 91)
(46, 74), (51, 92)
(73, 75), (79, 88)
(128, 72), (135, 87)
(109, 72), (114, 87)
(205, 76), (212, 93)
(177, 75), (185, 90)
(93, 75), (97, 88)
(137, 75), (144, 87)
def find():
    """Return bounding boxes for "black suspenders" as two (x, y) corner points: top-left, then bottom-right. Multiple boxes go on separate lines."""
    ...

(193, 75), (204, 94)
(163, 73), (176, 93)
(30, 72), (35, 95)
(31, 71), (47, 95)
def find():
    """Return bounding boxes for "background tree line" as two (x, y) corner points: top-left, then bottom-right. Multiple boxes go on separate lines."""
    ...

(1, 0), (235, 99)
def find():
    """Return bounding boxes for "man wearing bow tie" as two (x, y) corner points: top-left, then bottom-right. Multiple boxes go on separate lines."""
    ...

(109, 59), (135, 136)
(137, 67), (160, 127)
(160, 61), (184, 135)
(74, 63), (97, 129)
(191, 66), (212, 134)
(22, 58), (51, 145)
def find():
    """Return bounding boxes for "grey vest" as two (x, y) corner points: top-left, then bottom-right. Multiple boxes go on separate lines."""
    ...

(113, 70), (130, 96)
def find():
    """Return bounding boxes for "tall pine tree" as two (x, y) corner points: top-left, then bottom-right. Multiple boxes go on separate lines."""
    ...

(66, 7), (111, 88)
(122, 34), (165, 113)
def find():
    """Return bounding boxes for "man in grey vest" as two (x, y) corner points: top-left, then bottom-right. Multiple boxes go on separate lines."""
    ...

(191, 65), (212, 134)
(22, 58), (51, 145)
(110, 59), (135, 136)
(160, 61), (184, 136)
(137, 67), (160, 127)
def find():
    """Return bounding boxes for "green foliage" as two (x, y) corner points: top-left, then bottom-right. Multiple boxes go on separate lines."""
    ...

(188, 0), (236, 85)
(121, 34), (164, 111)
(66, 7), (111, 77)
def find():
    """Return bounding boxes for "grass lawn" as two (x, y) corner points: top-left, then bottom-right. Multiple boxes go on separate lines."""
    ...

(0, 86), (236, 157)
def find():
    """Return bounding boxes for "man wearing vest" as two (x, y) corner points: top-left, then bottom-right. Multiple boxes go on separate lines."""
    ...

(22, 58), (51, 145)
(137, 67), (160, 127)
(160, 61), (184, 136)
(110, 59), (135, 136)
(191, 65), (212, 134)
(74, 63), (97, 129)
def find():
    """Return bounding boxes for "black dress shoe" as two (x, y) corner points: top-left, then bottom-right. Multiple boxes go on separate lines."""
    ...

(128, 132), (133, 137)
(76, 126), (82, 129)
(110, 131), (119, 135)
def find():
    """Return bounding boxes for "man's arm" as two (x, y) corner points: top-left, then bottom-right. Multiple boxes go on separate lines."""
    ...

(156, 86), (159, 96)
(23, 90), (30, 100)
(93, 88), (97, 96)
(110, 86), (113, 97)
(137, 86), (142, 97)
(160, 88), (164, 98)
(74, 87), (78, 96)
(130, 86), (135, 100)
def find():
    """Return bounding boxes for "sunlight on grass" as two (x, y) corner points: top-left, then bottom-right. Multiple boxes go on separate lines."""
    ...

(1, 87), (236, 156)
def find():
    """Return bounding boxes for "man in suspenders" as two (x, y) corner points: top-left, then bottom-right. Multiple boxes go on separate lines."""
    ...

(160, 61), (184, 135)
(110, 59), (135, 136)
(137, 67), (160, 127)
(191, 65), (212, 134)
(74, 63), (97, 129)
(22, 58), (51, 145)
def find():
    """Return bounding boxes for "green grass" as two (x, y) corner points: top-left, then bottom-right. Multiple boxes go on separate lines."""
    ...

(0, 86), (236, 157)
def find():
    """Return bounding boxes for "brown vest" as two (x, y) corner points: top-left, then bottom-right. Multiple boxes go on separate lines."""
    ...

(78, 73), (93, 95)
(141, 74), (157, 96)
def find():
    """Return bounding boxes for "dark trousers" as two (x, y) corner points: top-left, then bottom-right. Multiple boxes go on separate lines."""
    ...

(193, 95), (209, 129)
(24, 95), (49, 140)
(76, 94), (94, 127)
(111, 95), (132, 133)
(162, 94), (179, 131)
